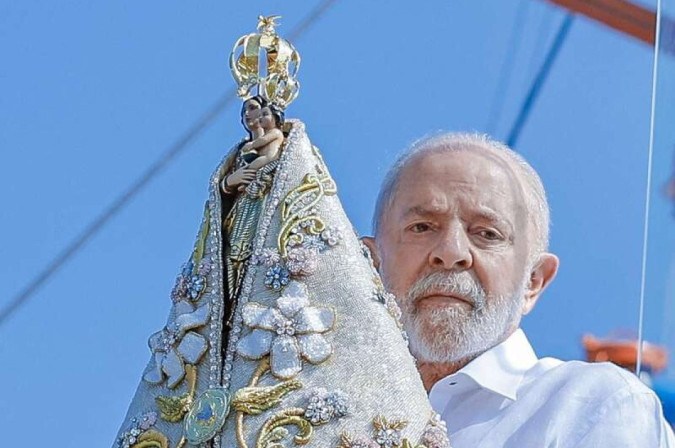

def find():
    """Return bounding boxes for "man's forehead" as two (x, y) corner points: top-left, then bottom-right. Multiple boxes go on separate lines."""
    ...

(401, 202), (507, 219)
(402, 149), (521, 193)
(407, 148), (516, 180)
(390, 148), (527, 221)
(396, 193), (516, 230)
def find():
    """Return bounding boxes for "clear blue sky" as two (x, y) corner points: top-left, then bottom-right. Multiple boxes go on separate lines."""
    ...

(0, 0), (671, 445)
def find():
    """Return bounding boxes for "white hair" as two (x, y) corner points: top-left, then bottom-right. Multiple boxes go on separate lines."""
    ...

(372, 132), (550, 259)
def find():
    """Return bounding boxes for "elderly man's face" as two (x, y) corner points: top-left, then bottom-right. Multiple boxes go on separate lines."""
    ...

(375, 149), (533, 363)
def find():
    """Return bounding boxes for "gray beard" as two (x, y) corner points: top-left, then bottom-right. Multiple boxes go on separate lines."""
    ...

(401, 271), (526, 364)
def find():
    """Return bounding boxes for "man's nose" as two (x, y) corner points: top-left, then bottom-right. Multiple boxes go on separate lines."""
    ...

(428, 224), (473, 271)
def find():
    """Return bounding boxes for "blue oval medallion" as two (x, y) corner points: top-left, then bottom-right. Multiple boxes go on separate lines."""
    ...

(184, 388), (230, 444)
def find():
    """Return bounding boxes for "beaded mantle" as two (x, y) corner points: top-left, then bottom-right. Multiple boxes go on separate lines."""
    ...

(113, 121), (449, 448)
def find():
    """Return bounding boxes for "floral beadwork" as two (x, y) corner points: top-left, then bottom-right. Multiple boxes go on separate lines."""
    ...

(360, 241), (407, 340)
(264, 264), (291, 290)
(339, 416), (411, 448)
(286, 246), (319, 276)
(293, 233), (326, 252)
(258, 222), (342, 285)
(143, 301), (211, 388)
(338, 434), (380, 448)
(260, 221), (342, 281)
(187, 275), (206, 300)
(117, 412), (158, 448)
(170, 267), (189, 303)
(255, 247), (282, 267)
(236, 280), (335, 379)
(256, 172), (343, 290)
(287, 224), (342, 252)
(420, 414), (450, 448)
(321, 225), (343, 247)
(171, 259), (212, 303)
(304, 388), (349, 425)
(259, 224), (343, 289)
(338, 414), (450, 448)
(373, 416), (407, 448)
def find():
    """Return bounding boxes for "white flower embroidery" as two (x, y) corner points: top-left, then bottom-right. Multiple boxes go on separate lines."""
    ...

(143, 301), (210, 388)
(237, 281), (335, 379)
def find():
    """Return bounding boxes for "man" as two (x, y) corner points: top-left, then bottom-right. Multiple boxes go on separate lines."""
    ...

(363, 132), (674, 447)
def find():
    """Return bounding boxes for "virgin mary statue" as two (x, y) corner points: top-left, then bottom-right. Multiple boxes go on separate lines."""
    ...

(113, 16), (451, 448)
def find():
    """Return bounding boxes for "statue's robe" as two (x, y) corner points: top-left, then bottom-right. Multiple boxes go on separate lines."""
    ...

(114, 120), (450, 448)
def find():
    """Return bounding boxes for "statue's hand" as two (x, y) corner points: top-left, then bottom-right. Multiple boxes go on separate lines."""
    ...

(227, 167), (256, 188)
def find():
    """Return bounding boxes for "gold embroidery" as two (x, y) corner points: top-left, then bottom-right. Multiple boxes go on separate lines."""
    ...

(373, 415), (408, 432)
(233, 380), (303, 415)
(234, 357), (318, 448)
(156, 364), (198, 423)
(401, 440), (428, 448)
(236, 359), (272, 447)
(129, 430), (169, 448)
(193, 205), (211, 265)
(278, 173), (337, 257)
(337, 433), (352, 448)
(256, 408), (313, 448)
(236, 411), (248, 448)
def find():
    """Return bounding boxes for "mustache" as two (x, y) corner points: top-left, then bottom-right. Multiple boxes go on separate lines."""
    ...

(407, 271), (486, 311)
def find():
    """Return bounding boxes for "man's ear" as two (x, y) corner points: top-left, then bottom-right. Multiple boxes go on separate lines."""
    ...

(522, 253), (559, 315)
(361, 236), (381, 270)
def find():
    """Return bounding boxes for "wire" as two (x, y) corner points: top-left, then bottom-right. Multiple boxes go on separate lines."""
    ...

(528, 3), (555, 78)
(486, 0), (529, 135)
(287, 0), (337, 41)
(0, 0), (339, 328)
(507, 13), (574, 148)
(636, 0), (663, 376)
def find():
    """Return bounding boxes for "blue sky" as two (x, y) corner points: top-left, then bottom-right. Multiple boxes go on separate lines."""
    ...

(0, 0), (672, 445)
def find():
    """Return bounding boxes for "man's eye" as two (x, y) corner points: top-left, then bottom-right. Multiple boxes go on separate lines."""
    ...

(409, 223), (432, 233)
(477, 229), (502, 240)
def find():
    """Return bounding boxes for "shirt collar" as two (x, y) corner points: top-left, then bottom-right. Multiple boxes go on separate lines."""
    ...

(429, 329), (538, 404)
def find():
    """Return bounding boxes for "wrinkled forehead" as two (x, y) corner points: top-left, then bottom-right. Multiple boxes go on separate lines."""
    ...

(393, 147), (528, 222)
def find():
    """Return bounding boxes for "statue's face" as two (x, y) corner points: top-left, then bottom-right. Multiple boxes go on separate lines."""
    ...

(376, 149), (532, 363)
(258, 106), (277, 130)
(242, 99), (262, 131)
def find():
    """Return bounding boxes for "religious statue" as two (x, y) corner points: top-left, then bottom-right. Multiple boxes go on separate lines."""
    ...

(223, 95), (285, 303)
(114, 15), (450, 448)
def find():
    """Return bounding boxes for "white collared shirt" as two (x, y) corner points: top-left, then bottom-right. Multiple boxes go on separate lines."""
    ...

(429, 329), (675, 447)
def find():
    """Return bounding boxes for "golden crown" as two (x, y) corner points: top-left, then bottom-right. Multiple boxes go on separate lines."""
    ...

(229, 15), (301, 109)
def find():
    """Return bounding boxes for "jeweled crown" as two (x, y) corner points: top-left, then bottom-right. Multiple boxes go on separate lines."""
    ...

(229, 15), (301, 109)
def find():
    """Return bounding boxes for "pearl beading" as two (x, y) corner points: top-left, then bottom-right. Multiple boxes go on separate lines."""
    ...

(205, 122), (301, 448)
